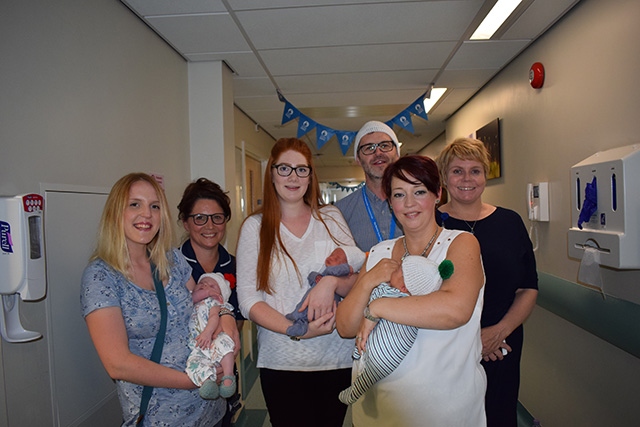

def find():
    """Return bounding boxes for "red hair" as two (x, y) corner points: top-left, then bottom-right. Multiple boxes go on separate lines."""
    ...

(246, 138), (345, 294)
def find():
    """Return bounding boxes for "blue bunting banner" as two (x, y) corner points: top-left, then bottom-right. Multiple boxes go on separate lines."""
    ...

(328, 182), (365, 193)
(277, 90), (429, 156)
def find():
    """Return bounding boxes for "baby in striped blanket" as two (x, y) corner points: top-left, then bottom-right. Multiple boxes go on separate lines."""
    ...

(339, 256), (453, 405)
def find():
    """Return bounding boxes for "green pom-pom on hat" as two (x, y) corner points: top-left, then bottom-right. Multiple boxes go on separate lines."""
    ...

(438, 259), (454, 280)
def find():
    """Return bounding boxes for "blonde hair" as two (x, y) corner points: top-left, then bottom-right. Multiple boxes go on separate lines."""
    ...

(245, 138), (348, 294)
(91, 173), (174, 281)
(436, 137), (491, 187)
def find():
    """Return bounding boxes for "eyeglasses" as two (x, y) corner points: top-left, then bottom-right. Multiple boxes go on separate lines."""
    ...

(187, 213), (227, 226)
(272, 163), (312, 178)
(358, 141), (396, 156)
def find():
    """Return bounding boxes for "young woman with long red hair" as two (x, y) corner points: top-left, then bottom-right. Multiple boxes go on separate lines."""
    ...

(236, 138), (363, 427)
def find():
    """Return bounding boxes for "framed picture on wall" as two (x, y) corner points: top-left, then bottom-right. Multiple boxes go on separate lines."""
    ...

(475, 118), (501, 179)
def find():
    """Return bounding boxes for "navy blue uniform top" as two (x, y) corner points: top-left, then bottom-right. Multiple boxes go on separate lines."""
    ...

(180, 239), (245, 321)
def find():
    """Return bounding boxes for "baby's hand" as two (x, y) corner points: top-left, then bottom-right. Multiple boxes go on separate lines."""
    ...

(196, 331), (212, 349)
(356, 318), (377, 354)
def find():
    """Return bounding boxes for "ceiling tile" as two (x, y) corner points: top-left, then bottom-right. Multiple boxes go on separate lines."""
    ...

(146, 14), (250, 53)
(122, 0), (227, 15)
(228, 0), (405, 10)
(261, 42), (458, 76)
(233, 77), (277, 97)
(502, 0), (580, 39)
(185, 52), (267, 78)
(435, 68), (497, 89)
(446, 40), (531, 70)
(235, 1), (484, 49)
(273, 70), (439, 94)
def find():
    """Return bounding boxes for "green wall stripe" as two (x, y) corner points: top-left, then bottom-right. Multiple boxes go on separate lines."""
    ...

(537, 272), (640, 358)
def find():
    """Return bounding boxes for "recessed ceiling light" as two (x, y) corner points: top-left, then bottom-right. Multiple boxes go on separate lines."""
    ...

(423, 88), (447, 113)
(470, 0), (523, 40)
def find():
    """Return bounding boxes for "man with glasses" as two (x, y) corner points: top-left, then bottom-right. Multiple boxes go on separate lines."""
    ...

(335, 121), (402, 252)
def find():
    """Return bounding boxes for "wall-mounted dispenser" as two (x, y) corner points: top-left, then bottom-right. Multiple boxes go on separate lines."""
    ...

(567, 144), (640, 269)
(0, 193), (46, 342)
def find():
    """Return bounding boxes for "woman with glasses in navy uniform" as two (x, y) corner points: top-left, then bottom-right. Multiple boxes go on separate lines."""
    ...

(236, 138), (364, 427)
(177, 178), (244, 426)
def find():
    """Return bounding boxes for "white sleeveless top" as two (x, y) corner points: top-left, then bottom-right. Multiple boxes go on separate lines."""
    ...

(352, 228), (487, 427)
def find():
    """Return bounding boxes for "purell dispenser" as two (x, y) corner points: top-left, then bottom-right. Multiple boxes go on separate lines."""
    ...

(0, 193), (46, 342)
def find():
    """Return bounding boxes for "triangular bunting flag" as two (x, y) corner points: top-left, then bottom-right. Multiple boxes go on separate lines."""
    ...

(316, 125), (336, 150)
(409, 92), (429, 121)
(392, 110), (414, 134)
(281, 101), (300, 125)
(297, 115), (317, 138)
(336, 131), (356, 156)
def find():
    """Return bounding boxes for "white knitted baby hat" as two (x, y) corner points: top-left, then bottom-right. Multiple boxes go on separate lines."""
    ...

(401, 256), (443, 296)
(199, 272), (231, 303)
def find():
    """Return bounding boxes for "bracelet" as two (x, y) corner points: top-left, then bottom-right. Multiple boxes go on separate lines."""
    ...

(218, 307), (234, 317)
(363, 305), (380, 322)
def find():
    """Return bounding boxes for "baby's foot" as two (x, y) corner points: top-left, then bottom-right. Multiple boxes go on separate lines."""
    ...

(219, 375), (237, 399)
(199, 378), (220, 400)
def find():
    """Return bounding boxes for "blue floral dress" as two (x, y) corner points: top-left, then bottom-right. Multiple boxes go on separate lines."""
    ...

(81, 248), (225, 426)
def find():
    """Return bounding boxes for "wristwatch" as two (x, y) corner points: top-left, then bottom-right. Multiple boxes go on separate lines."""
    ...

(289, 335), (301, 341)
(363, 305), (380, 322)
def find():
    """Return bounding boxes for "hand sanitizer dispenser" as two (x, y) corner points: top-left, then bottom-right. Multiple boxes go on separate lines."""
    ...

(0, 193), (46, 342)
(567, 144), (640, 269)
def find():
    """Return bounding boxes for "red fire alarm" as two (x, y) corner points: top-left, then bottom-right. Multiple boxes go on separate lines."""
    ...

(529, 62), (545, 89)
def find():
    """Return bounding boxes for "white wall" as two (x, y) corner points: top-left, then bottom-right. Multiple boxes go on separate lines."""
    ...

(430, 0), (640, 425)
(0, 1), (190, 425)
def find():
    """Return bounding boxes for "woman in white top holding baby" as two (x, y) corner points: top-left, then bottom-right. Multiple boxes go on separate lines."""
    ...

(336, 155), (487, 427)
(236, 138), (365, 427)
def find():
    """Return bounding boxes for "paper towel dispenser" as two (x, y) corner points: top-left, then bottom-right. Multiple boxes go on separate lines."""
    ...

(567, 144), (640, 269)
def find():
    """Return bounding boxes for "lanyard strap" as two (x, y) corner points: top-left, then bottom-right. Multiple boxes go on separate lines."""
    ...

(362, 187), (396, 243)
(137, 263), (168, 426)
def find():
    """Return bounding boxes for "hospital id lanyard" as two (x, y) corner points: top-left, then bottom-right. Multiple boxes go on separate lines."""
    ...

(362, 187), (396, 243)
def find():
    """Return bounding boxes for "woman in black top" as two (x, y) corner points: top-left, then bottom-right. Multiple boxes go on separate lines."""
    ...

(436, 138), (538, 427)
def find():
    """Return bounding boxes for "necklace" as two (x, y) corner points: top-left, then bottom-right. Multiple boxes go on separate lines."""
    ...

(463, 220), (477, 234)
(402, 227), (440, 260)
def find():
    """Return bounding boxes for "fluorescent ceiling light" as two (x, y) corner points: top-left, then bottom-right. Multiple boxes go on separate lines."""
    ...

(470, 0), (523, 40)
(423, 88), (447, 113)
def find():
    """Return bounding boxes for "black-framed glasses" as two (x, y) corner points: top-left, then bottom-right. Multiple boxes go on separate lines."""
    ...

(187, 213), (227, 226)
(358, 141), (396, 156)
(272, 163), (312, 178)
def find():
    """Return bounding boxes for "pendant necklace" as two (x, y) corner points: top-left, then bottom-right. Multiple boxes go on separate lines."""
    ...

(402, 227), (440, 261)
(463, 220), (477, 235)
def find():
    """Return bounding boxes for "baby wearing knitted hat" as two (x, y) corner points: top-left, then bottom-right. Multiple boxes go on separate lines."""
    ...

(339, 256), (453, 405)
(186, 273), (237, 400)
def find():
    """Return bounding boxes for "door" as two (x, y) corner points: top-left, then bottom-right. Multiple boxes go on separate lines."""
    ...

(245, 155), (263, 215)
(44, 186), (120, 427)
